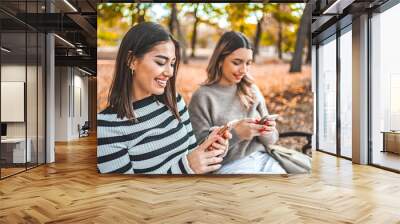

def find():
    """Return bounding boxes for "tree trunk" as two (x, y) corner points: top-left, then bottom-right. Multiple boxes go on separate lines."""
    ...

(169, 3), (177, 35)
(191, 4), (199, 58)
(289, 4), (312, 73)
(136, 3), (141, 23)
(276, 5), (283, 60)
(277, 20), (283, 60)
(130, 4), (136, 26)
(170, 4), (188, 64)
(305, 35), (312, 64)
(138, 5), (147, 23)
(253, 14), (264, 61)
(176, 20), (188, 64)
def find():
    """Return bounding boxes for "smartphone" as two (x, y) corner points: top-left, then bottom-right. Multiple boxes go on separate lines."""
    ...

(217, 124), (230, 136)
(258, 114), (279, 124)
(207, 124), (230, 151)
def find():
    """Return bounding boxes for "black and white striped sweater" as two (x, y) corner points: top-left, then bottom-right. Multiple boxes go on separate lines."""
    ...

(97, 94), (197, 174)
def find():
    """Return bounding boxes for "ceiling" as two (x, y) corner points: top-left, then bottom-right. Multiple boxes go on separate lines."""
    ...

(0, 0), (97, 75)
(311, 0), (390, 41)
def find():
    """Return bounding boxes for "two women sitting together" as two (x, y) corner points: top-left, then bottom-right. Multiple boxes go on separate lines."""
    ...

(97, 22), (287, 174)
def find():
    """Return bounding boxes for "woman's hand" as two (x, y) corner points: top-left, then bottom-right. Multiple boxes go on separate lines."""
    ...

(208, 126), (232, 158)
(187, 128), (229, 174)
(232, 118), (265, 140)
(257, 117), (278, 136)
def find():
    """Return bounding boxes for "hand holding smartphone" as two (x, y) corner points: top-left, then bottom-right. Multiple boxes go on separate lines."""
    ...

(207, 124), (231, 151)
(258, 114), (279, 125)
(217, 124), (230, 136)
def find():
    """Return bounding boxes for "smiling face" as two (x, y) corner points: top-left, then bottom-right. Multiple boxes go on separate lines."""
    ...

(218, 48), (253, 86)
(130, 41), (176, 100)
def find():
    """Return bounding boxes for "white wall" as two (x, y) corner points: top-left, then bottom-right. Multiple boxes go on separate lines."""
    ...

(75, 71), (89, 139)
(311, 45), (316, 150)
(55, 66), (69, 141)
(1, 64), (45, 163)
(1, 65), (28, 138)
(54, 67), (89, 141)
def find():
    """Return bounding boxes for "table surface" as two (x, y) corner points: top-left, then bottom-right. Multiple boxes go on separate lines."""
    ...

(381, 131), (400, 134)
(1, 138), (26, 143)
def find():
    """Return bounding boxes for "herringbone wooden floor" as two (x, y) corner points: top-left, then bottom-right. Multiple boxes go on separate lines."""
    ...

(1, 135), (400, 224)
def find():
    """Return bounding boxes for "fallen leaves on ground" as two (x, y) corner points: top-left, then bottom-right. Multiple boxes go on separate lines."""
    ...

(98, 59), (312, 154)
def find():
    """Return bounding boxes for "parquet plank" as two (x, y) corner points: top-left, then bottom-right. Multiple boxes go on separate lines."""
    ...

(0, 135), (399, 223)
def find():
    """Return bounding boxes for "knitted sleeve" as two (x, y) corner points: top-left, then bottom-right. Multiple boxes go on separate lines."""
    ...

(253, 85), (279, 145)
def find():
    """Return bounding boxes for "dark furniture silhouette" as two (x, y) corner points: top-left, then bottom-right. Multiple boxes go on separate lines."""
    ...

(78, 121), (90, 138)
(279, 131), (312, 154)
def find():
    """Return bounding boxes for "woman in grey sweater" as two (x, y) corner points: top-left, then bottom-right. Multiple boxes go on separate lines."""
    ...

(188, 31), (286, 174)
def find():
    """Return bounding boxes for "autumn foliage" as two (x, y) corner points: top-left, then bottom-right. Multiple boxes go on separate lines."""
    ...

(98, 59), (312, 153)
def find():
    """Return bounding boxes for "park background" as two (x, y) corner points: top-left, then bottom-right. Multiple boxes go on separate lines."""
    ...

(97, 3), (312, 155)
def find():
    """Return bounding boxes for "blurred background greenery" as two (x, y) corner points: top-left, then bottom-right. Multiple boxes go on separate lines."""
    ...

(97, 3), (310, 66)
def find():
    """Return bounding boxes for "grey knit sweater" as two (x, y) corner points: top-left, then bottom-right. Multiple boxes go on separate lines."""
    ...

(188, 83), (279, 165)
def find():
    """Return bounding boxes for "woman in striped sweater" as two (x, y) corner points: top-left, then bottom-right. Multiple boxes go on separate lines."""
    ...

(97, 22), (230, 174)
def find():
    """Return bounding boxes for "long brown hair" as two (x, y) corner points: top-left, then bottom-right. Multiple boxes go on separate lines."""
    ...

(205, 31), (255, 110)
(108, 22), (181, 121)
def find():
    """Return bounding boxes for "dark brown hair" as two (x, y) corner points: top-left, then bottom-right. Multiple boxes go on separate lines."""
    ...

(205, 31), (255, 110)
(108, 22), (181, 121)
